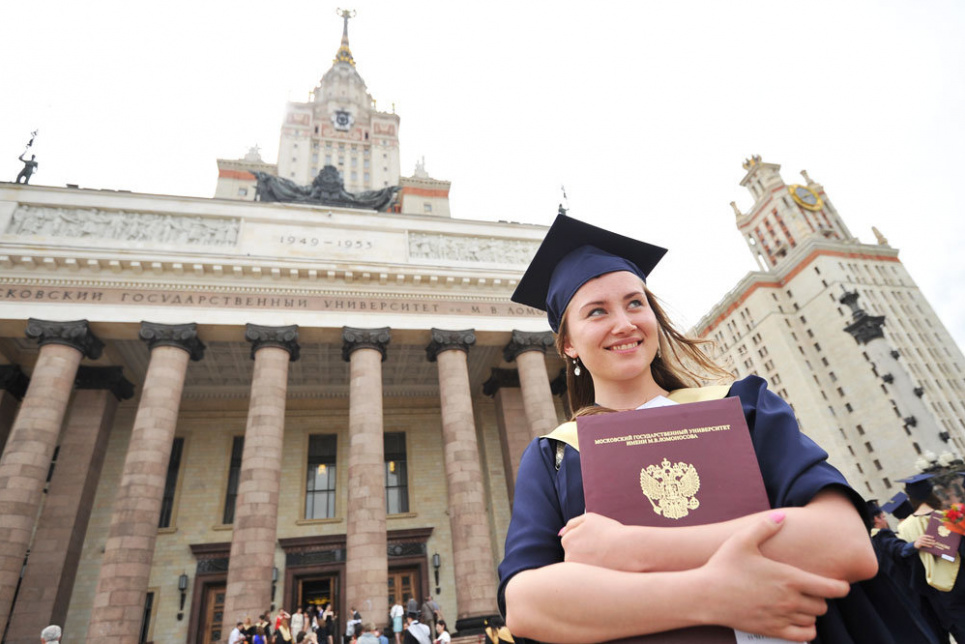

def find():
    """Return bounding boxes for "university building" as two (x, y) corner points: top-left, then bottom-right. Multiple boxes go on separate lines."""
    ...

(695, 156), (965, 502)
(0, 15), (565, 644)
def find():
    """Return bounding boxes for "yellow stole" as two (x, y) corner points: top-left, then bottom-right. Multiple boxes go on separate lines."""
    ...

(541, 384), (732, 451)
(897, 513), (960, 591)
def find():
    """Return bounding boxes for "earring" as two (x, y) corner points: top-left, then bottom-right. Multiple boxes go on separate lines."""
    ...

(573, 357), (582, 376)
(656, 345), (662, 360)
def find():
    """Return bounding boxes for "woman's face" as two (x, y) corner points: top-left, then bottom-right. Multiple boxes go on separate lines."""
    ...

(561, 271), (660, 389)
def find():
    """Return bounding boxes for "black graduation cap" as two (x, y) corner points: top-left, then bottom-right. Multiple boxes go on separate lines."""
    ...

(881, 491), (913, 519)
(898, 473), (935, 503)
(865, 499), (882, 516)
(512, 214), (667, 332)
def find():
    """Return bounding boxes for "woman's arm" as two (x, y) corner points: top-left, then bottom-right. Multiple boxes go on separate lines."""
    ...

(506, 513), (850, 643)
(561, 488), (877, 582)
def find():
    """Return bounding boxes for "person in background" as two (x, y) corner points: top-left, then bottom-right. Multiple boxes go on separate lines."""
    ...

(433, 620), (450, 644)
(230, 621), (247, 644)
(40, 625), (62, 644)
(390, 600), (405, 644)
(374, 626), (390, 644)
(419, 597), (434, 629)
(402, 612), (431, 644)
(291, 607), (306, 636)
(897, 474), (965, 643)
(355, 622), (380, 644)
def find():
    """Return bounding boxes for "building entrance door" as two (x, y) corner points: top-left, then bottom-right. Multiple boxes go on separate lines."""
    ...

(387, 568), (419, 607)
(299, 574), (339, 612)
(200, 583), (227, 644)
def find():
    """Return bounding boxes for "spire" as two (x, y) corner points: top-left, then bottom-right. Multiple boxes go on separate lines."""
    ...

(333, 8), (357, 67)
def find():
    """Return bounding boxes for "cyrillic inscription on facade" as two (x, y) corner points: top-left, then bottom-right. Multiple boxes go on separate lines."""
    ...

(0, 286), (543, 318)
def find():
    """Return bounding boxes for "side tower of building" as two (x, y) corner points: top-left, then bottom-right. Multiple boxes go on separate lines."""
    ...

(695, 156), (965, 501)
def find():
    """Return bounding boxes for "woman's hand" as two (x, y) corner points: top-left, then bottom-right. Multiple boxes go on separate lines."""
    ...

(914, 534), (936, 550)
(698, 512), (850, 642)
(560, 512), (642, 571)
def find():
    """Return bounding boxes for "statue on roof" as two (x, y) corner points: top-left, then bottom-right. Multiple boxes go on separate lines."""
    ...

(15, 129), (39, 184)
(252, 165), (399, 211)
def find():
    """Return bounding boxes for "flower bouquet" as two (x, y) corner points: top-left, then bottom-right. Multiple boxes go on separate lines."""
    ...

(941, 503), (965, 536)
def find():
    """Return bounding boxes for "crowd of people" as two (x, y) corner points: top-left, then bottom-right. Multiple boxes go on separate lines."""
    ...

(227, 596), (448, 644)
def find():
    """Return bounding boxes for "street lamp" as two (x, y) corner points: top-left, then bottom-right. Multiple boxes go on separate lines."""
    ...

(177, 573), (189, 621)
(432, 553), (441, 595)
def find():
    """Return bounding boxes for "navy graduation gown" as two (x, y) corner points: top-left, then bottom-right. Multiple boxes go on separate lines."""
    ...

(498, 376), (877, 643)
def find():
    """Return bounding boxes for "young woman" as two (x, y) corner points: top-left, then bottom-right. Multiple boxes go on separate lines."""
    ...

(498, 215), (877, 643)
(433, 620), (451, 644)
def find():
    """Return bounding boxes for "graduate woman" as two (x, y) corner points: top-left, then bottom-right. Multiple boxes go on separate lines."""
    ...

(497, 215), (878, 643)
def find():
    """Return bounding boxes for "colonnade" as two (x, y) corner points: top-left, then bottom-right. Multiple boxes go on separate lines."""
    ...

(0, 320), (562, 642)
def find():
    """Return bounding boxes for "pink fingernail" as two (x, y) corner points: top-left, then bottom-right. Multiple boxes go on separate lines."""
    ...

(769, 511), (786, 524)
(558, 526), (567, 537)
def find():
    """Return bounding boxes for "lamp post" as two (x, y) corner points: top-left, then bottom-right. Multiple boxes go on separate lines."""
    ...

(432, 553), (441, 595)
(271, 566), (279, 612)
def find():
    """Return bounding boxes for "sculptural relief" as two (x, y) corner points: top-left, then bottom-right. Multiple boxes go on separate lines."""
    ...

(408, 233), (537, 265)
(4, 205), (240, 246)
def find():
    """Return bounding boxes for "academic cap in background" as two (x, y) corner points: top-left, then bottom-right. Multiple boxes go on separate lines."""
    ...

(511, 214), (667, 333)
(881, 491), (913, 519)
(898, 473), (935, 503)
(865, 499), (882, 516)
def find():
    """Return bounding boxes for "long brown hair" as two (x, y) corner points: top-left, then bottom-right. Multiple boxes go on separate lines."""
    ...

(555, 285), (731, 416)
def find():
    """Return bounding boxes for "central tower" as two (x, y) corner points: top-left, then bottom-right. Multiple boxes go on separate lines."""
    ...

(276, 9), (401, 193)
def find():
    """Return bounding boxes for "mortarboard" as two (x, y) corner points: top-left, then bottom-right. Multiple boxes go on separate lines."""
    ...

(512, 214), (667, 333)
(881, 491), (913, 519)
(865, 499), (882, 516)
(898, 473), (935, 503)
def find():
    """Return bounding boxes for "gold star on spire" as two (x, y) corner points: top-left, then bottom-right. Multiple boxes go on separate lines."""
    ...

(334, 8), (357, 67)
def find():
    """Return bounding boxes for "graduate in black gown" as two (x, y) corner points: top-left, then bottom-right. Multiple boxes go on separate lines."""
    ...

(857, 499), (942, 644)
(497, 215), (878, 643)
(896, 475), (965, 643)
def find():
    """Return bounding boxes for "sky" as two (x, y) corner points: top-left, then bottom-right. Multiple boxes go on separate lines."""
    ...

(2, 0), (964, 350)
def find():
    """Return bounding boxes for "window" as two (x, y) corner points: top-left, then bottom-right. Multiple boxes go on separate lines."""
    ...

(222, 436), (244, 524)
(305, 435), (337, 519)
(238, 187), (248, 197)
(159, 438), (185, 528)
(423, 202), (433, 213)
(139, 591), (154, 644)
(384, 432), (409, 514)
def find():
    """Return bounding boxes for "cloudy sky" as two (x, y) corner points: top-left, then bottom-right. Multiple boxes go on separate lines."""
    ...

(3, 0), (963, 350)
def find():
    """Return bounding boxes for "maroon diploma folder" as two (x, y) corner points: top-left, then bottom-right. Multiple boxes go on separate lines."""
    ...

(576, 396), (774, 644)
(922, 512), (962, 561)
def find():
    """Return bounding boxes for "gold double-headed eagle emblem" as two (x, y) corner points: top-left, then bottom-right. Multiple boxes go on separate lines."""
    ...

(639, 458), (701, 520)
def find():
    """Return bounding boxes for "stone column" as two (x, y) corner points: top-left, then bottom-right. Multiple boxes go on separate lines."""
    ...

(0, 319), (103, 633)
(482, 369), (530, 501)
(504, 330), (559, 437)
(342, 327), (390, 624)
(426, 329), (499, 629)
(86, 322), (204, 644)
(6, 367), (133, 644)
(222, 325), (299, 633)
(0, 365), (29, 453)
